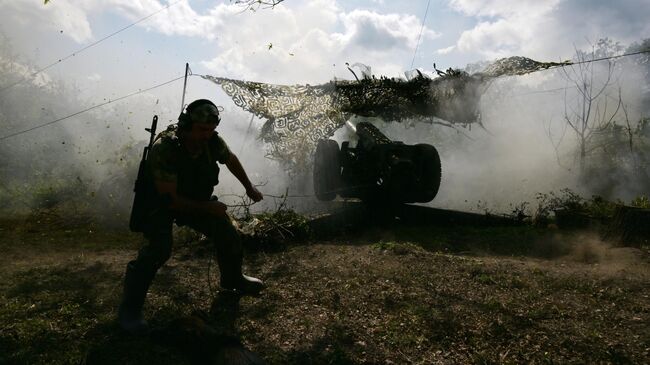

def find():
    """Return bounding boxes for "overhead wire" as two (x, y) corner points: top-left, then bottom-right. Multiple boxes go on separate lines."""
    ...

(0, 0), (183, 95)
(410, 0), (432, 70)
(558, 48), (650, 68)
(0, 74), (188, 141)
(496, 48), (650, 97)
(497, 48), (650, 77)
(0, 50), (648, 142)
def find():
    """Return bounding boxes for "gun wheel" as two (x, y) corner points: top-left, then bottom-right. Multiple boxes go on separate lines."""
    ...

(314, 139), (341, 201)
(415, 144), (442, 203)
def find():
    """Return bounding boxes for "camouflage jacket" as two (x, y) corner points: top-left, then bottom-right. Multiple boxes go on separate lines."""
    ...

(147, 124), (231, 201)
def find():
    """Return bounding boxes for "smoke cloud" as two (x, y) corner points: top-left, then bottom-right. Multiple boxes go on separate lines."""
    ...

(0, 23), (647, 224)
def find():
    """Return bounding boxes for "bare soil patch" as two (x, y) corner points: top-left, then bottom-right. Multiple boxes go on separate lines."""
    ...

(1, 216), (648, 364)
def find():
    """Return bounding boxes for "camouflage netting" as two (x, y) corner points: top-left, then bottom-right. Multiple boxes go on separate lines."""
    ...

(202, 56), (570, 165)
(201, 75), (345, 166)
(478, 56), (570, 77)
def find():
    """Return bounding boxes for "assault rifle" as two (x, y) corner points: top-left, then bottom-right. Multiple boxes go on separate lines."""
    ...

(129, 115), (158, 232)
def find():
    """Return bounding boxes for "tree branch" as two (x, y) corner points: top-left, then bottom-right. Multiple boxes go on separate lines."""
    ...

(232, 0), (285, 11)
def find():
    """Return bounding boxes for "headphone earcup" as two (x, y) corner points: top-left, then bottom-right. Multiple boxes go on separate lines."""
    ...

(182, 99), (219, 128)
(178, 112), (191, 129)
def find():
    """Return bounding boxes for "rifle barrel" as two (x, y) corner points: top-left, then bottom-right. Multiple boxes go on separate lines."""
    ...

(148, 115), (158, 147)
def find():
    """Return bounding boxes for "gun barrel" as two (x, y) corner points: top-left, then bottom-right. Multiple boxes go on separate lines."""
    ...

(345, 120), (357, 133)
(356, 121), (391, 145)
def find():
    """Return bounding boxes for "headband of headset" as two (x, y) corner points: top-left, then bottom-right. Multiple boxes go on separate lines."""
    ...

(178, 99), (220, 129)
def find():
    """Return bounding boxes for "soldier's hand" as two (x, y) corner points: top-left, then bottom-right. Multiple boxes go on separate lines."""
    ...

(207, 201), (228, 217)
(246, 186), (264, 203)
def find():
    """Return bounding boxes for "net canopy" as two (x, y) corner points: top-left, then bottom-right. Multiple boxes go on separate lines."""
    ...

(203, 56), (569, 165)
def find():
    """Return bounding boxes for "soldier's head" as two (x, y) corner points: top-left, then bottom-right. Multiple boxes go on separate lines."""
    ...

(178, 99), (221, 143)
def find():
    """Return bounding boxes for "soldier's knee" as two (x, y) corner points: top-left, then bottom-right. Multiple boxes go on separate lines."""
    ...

(209, 216), (241, 249)
(135, 237), (173, 270)
(152, 241), (173, 267)
(224, 220), (242, 244)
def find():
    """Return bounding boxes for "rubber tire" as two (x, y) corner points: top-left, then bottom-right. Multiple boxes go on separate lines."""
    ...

(314, 139), (341, 201)
(415, 144), (442, 203)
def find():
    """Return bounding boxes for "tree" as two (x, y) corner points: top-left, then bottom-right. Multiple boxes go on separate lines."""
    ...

(559, 38), (624, 172)
(626, 38), (650, 115)
(547, 38), (650, 198)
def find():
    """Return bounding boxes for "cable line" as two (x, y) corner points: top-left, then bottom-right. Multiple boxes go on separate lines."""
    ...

(494, 48), (650, 95)
(0, 74), (186, 141)
(521, 48), (650, 76)
(0, 49), (648, 142)
(410, 0), (432, 70)
(0, 0), (182, 94)
(565, 48), (650, 67)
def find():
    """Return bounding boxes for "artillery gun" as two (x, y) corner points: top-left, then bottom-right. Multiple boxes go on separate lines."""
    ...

(314, 121), (441, 203)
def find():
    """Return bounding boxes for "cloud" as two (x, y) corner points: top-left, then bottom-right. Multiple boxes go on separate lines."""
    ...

(2, 0), (441, 84)
(200, 2), (440, 83)
(449, 0), (561, 58)
(109, 0), (223, 39)
(0, 56), (54, 89)
(2, 0), (222, 43)
(339, 9), (440, 51)
(553, 0), (650, 44)
(437, 45), (456, 55)
(96, 0), (440, 82)
(1, 0), (94, 43)
(456, 19), (528, 58)
(449, 0), (560, 18)
(87, 73), (102, 82)
(448, 0), (650, 60)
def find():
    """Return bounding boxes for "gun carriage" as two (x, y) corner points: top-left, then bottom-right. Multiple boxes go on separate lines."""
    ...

(314, 121), (441, 203)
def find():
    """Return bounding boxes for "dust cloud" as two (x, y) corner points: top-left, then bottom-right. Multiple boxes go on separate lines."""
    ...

(0, 53), (306, 224)
(370, 53), (648, 214)
(1, 37), (648, 225)
(525, 231), (650, 278)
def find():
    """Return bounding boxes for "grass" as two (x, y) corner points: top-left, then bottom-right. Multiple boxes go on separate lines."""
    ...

(364, 223), (572, 259)
(0, 212), (649, 364)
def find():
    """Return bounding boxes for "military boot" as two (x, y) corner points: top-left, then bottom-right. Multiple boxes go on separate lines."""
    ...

(217, 249), (264, 296)
(118, 261), (150, 334)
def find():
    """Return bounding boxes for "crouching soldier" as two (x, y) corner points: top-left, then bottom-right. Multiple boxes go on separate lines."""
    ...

(119, 99), (264, 333)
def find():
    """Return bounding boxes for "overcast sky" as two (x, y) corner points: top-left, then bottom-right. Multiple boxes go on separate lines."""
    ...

(1, 0), (649, 127)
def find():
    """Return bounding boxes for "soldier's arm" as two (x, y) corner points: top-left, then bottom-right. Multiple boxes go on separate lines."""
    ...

(154, 180), (227, 217)
(225, 153), (263, 202)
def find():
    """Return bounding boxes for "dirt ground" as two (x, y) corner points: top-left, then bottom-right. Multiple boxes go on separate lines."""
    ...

(1, 214), (649, 365)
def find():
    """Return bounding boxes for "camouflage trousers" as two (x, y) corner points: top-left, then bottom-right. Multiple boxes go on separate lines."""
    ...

(121, 209), (242, 312)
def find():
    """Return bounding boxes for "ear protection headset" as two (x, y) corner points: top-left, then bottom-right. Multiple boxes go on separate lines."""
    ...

(178, 99), (221, 130)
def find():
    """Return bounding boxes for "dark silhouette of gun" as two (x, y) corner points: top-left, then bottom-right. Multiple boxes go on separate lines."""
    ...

(129, 115), (158, 232)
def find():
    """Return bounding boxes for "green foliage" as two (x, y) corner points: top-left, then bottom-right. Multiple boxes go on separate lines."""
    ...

(631, 195), (650, 208)
(584, 195), (623, 218)
(581, 115), (650, 197)
(534, 188), (624, 224)
(507, 201), (531, 222)
(239, 207), (310, 245)
(534, 189), (583, 223)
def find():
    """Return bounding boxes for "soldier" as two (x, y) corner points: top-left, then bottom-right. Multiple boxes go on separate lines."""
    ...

(118, 99), (264, 333)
